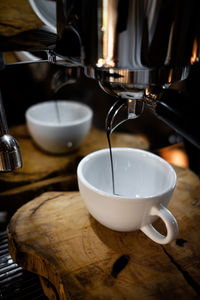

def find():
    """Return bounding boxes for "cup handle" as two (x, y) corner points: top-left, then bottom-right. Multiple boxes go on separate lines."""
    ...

(140, 204), (178, 244)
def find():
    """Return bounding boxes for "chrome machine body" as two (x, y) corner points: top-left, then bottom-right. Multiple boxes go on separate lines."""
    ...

(0, 0), (200, 171)
(56, 0), (200, 144)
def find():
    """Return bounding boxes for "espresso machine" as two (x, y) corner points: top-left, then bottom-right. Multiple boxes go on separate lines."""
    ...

(0, 0), (200, 172)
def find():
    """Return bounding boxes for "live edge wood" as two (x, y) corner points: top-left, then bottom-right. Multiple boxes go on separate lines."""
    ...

(7, 164), (200, 300)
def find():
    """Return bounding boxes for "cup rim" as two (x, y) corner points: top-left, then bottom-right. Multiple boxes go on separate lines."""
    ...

(25, 100), (93, 127)
(77, 147), (177, 200)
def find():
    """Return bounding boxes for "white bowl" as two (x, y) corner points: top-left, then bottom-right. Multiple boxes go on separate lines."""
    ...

(25, 100), (93, 154)
(29, 0), (56, 33)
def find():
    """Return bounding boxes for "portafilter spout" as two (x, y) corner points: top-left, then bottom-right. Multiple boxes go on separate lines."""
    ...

(106, 91), (145, 134)
(0, 90), (22, 172)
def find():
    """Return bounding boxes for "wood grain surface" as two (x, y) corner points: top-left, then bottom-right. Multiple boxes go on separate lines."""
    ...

(0, 0), (43, 37)
(7, 164), (200, 299)
(0, 124), (149, 210)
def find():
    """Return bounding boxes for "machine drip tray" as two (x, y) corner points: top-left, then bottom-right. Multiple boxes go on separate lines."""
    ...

(0, 230), (48, 300)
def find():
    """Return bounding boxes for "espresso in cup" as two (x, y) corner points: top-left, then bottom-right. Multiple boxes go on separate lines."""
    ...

(77, 148), (178, 244)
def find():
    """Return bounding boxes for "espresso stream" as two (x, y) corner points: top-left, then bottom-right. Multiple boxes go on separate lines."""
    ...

(106, 98), (129, 196)
(106, 98), (144, 195)
(106, 129), (116, 195)
(106, 99), (125, 195)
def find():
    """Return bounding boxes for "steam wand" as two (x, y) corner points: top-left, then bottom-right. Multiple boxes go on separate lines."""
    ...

(0, 90), (22, 172)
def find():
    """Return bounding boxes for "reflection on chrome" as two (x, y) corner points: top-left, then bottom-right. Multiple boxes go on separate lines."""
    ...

(57, 0), (200, 98)
(58, 0), (199, 91)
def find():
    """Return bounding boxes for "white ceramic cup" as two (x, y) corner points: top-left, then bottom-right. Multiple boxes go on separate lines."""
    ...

(77, 148), (178, 244)
(25, 100), (93, 154)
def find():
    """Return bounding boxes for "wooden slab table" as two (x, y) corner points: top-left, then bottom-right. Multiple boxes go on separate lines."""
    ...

(7, 164), (200, 299)
(0, 125), (148, 211)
